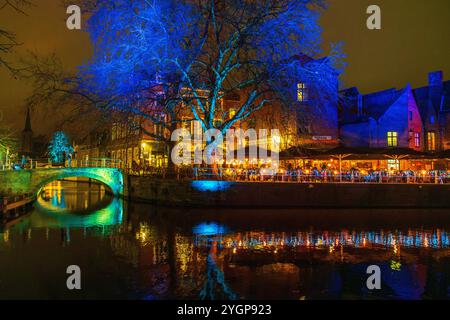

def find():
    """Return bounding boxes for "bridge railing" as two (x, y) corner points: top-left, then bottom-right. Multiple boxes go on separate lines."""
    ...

(188, 167), (450, 185)
(68, 158), (123, 169)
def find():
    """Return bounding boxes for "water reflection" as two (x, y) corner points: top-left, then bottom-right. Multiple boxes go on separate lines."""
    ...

(0, 180), (449, 300)
(31, 180), (123, 229)
(194, 229), (450, 250)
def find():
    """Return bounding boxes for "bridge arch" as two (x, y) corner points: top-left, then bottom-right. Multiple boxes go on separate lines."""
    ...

(0, 168), (125, 197)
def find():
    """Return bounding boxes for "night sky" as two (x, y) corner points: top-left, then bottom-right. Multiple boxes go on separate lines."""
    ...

(0, 0), (449, 135)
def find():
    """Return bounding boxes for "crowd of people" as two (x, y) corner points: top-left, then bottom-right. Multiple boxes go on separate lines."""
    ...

(192, 165), (450, 184)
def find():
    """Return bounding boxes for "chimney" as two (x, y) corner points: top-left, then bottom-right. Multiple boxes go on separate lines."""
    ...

(428, 71), (443, 111)
(429, 71), (443, 88)
(357, 94), (363, 117)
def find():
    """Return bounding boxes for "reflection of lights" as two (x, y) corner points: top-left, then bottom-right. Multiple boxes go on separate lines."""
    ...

(192, 222), (228, 236)
(390, 260), (401, 271)
(191, 180), (233, 192)
(193, 229), (450, 251)
(2, 230), (9, 243)
(35, 195), (123, 228)
(393, 239), (399, 255)
(136, 223), (151, 244)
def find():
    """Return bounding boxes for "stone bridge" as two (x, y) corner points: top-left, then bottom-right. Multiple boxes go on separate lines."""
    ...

(0, 168), (126, 197)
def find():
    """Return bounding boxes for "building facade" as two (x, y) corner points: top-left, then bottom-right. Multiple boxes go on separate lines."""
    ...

(76, 69), (450, 170)
(339, 71), (450, 152)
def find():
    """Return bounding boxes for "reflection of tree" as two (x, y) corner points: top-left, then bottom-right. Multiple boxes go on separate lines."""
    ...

(199, 245), (237, 300)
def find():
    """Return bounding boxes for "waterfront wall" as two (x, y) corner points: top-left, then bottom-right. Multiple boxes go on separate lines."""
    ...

(128, 177), (450, 208)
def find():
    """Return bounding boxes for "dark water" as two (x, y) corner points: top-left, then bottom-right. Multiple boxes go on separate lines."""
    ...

(0, 180), (449, 300)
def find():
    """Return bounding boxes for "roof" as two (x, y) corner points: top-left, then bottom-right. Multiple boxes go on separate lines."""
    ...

(363, 88), (403, 120)
(340, 72), (450, 126)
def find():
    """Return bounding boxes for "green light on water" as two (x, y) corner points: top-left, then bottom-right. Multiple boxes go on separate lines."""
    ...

(27, 196), (124, 229)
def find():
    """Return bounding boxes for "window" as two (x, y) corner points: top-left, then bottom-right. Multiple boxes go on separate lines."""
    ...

(409, 111), (413, 121)
(154, 123), (163, 137)
(427, 131), (436, 151)
(414, 132), (420, 148)
(387, 159), (400, 171)
(229, 108), (236, 119)
(112, 124), (117, 141)
(387, 131), (398, 147)
(430, 116), (435, 124)
(297, 83), (308, 102)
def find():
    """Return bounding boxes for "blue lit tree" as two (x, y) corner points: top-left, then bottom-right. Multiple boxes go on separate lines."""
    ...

(76, 0), (344, 136)
(48, 131), (74, 163)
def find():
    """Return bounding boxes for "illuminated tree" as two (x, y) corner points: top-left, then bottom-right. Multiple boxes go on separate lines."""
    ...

(77, 0), (344, 135)
(0, 127), (17, 166)
(25, 0), (344, 160)
(48, 131), (74, 163)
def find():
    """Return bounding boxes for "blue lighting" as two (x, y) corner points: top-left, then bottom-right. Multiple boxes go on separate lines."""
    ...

(192, 222), (229, 236)
(190, 180), (233, 192)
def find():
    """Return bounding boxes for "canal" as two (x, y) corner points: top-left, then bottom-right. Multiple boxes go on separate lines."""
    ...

(0, 179), (449, 300)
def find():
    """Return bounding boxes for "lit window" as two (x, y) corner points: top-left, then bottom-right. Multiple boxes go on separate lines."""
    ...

(387, 131), (398, 147)
(414, 132), (420, 148)
(427, 131), (436, 151)
(229, 108), (236, 119)
(297, 83), (308, 102)
(387, 159), (400, 171)
(111, 124), (117, 141)
(430, 116), (435, 124)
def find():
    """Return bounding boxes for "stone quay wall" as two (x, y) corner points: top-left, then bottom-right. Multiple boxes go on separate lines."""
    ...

(127, 177), (450, 208)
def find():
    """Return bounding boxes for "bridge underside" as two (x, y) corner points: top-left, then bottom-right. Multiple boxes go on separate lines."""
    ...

(0, 168), (125, 197)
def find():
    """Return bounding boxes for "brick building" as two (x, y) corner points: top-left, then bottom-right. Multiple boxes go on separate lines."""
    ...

(339, 71), (450, 152)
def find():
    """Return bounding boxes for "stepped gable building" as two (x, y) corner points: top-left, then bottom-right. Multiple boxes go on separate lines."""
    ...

(413, 71), (450, 151)
(339, 71), (450, 152)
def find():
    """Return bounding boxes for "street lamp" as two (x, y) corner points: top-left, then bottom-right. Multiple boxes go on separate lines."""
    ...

(6, 147), (10, 169)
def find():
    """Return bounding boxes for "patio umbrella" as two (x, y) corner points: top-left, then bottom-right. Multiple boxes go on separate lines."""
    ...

(376, 148), (427, 160)
(320, 146), (377, 181)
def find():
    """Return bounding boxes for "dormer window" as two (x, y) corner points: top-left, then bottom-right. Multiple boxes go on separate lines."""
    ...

(297, 83), (308, 102)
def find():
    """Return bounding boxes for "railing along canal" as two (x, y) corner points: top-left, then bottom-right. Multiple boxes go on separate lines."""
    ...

(2, 159), (450, 184)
